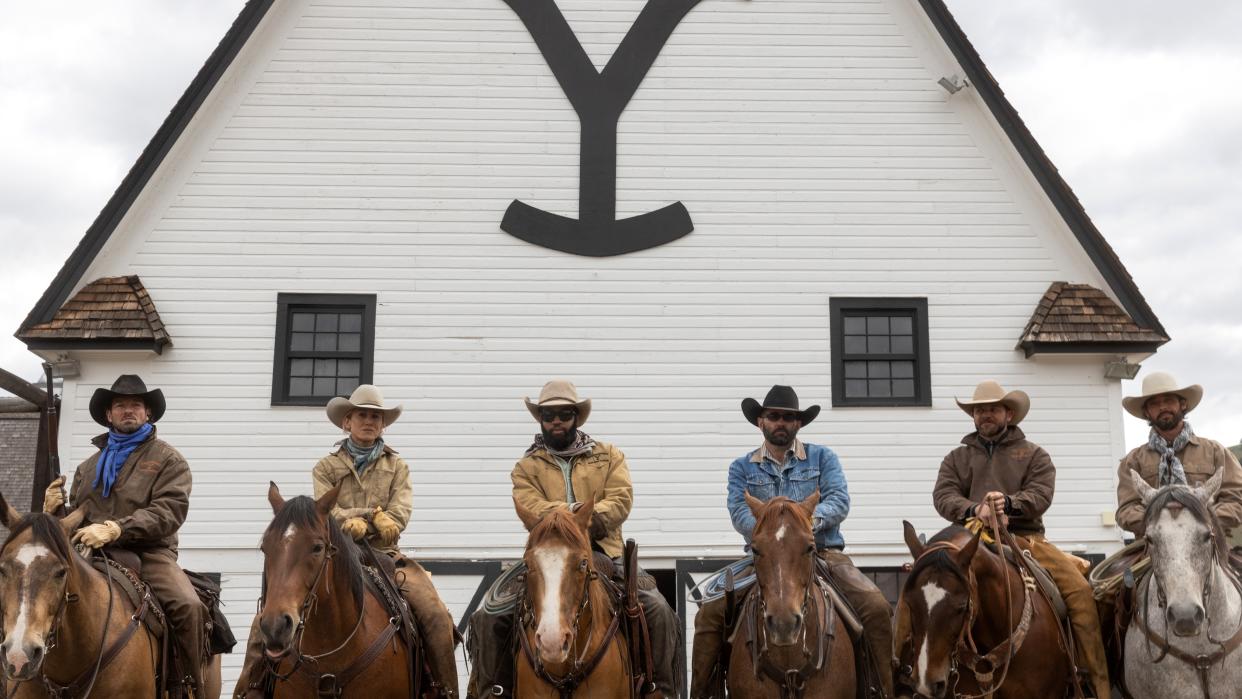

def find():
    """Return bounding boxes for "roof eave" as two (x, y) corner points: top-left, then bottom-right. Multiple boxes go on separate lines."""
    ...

(1018, 339), (1168, 359)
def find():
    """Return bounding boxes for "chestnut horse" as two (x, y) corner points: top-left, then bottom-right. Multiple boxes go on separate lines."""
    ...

(895, 522), (1071, 699)
(727, 492), (854, 699)
(513, 496), (630, 698)
(255, 482), (419, 697)
(0, 492), (221, 698)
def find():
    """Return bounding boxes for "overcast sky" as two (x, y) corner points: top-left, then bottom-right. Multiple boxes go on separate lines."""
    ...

(0, 1), (1238, 449)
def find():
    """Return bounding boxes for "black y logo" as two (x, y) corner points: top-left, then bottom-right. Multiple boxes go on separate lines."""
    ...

(500, 0), (706, 256)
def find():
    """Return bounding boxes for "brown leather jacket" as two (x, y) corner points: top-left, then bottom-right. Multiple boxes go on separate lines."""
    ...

(1115, 433), (1242, 536)
(933, 426), (1055, 535)
(68, 427), (191, 555)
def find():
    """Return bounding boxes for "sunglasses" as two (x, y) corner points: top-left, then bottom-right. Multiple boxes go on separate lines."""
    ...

(540, 408), (578, 422)
(762, 412), (800, 423)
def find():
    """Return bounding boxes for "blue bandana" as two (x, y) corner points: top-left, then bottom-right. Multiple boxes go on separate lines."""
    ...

(93, 423), (154, 497)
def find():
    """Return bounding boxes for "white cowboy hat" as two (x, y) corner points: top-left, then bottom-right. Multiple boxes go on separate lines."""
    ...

(1122, 372), (1203, 420)
(955, 380), (1030, 425)
(524, 379), (592, 425)
(326, 384), (403, 428)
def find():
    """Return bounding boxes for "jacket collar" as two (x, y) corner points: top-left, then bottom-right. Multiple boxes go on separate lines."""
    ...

(960, 425), (1026, 450)
(331, 439), (398, 456)
(92, 425), (158, 449)
(750, 439), (807, 464)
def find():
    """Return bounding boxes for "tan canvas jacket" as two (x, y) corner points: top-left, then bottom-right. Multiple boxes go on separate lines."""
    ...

(68, 427), (191, 555)
(312, 443), (413, 553)
(933, 426), (1055, 535)
(1115, 434), (1242, 536)
(511, 440), (633, 558)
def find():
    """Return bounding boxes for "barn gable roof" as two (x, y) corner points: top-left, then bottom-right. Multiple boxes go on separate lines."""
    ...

(17, 0), (1167, 351)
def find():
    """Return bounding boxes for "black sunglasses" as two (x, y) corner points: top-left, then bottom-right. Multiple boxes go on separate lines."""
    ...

(540, 408), (578, 422)
(762, 411), (800, 423)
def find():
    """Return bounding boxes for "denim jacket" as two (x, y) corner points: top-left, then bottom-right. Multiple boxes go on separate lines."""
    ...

(727, 441), (850, 550)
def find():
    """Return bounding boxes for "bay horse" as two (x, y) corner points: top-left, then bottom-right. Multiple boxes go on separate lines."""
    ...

(1123, 469), (1242, 699)
(727, 492), (854, 699)
(895, 521), (1071, 699)
(0, 491), (221, 698)
(255, 482), (420, 698)
(513, 496), (630, 698)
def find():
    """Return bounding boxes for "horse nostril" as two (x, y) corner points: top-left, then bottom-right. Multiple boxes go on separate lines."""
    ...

(1195, 607), (1205, 624)
(932, 681), (947, 697)
(282, 613), (294, 632)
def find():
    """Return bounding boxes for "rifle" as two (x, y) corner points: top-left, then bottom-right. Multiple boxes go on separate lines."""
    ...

(42, 362), (65, 516)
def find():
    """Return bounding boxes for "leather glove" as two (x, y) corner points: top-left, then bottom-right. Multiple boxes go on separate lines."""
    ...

(372, 508), (402, 546)
(341, 517), (369, 541)
(72, 520), (122, 549)
(588, 513), (608, 541)
(43, 476), (66, 514)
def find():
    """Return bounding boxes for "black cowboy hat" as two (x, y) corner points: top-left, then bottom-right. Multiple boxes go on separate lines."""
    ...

(741, 385), (820, 426)
(89, 374), (166, 427)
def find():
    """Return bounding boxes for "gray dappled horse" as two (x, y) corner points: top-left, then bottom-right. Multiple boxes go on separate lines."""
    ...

(1125, 469), (1242, 699)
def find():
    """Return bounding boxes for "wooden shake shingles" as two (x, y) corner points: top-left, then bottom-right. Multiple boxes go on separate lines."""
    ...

(17, 276), (171, 349)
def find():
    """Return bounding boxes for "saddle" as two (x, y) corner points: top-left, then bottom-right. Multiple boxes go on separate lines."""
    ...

(1001, 544), (1068, 622)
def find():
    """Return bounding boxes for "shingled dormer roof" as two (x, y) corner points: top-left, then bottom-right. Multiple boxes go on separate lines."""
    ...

(17, 276), (171, 354)
(1017, 282), (1168, 357)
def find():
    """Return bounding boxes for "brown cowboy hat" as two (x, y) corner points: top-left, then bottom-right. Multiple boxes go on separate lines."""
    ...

(1122, 372), (1203, 419)
(89, 374), (166, 427)
(326, 384), (403, 428)
(524, 379), (592, 425)
(955, 380), (1030, 425)
(741, 385), (820, 426)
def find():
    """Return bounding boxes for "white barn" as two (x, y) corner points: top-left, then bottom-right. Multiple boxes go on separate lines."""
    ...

(17, 0), (1168, 694)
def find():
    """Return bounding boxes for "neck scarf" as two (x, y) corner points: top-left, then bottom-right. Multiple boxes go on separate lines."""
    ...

(526, 430), (595, 459)
(1148, 421), (1193, 486)
(93, 423), (154, 497)
(344, 438), (385, 474)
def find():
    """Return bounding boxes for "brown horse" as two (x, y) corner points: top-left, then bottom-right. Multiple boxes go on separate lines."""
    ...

(894, 522), (1071, 699)
(0, 491), (221, 698)
(254, 482), (423, 698)
(513, 496), (630, 698)
(727, 492), (854, 699)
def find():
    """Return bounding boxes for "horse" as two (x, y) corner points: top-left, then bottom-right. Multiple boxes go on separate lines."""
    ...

(894, 521), (1071, 699)
(512, 496), (631, 698)
(0, 491), (221, 698)
(1123, 468), (1242, 699)
(726, 492), (854, 699)
(254, 482), (421, 697)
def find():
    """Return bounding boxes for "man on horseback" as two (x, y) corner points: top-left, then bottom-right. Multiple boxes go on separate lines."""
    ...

(1115, 372), (1242, 536)
(932, 379), (1109, 697)
(234, 384), (459, 697)
(464, 379), (682, 698)
(42, 374), (208, 697)
(690, 385), (894, 699)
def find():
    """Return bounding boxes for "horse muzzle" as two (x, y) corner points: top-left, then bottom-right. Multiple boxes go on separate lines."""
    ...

(259, 611), (299, 658)
(1, 639), (45, 681)
(1168, 603), (1206, 637)
(764, 611), (804, 646)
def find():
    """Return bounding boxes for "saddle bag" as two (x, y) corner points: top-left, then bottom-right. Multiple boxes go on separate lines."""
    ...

(185, 569), (237, 655)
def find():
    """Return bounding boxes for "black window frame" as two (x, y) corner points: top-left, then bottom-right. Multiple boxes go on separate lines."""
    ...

(271, 293), (376, 406)
(830, 297), (931, 407)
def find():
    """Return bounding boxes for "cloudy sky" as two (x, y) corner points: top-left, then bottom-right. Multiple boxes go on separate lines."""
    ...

(1, 1), (1238, 448)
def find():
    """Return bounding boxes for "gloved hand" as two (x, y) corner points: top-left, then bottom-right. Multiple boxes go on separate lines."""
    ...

(43, 476), (66, 514)
(372, 507), (402, 546)
(341, 517), (369, 541)
(588, 513), (608, 541)
(72, 520), (122, 549)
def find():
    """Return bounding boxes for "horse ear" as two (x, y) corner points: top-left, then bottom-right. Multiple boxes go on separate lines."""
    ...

(267, 481), (286, 514)
(316, 482), (342, 515)
(797, 490), (819, 519)
(1196, 468), (1225, 505)
(59, 508), (85, 535)
(1131, 469), (1158, 506)
(957, 530), (982, 566)
(745, 490), (764, 518)
(0, 490), (21, 528)
(902, 520), (924, 558)
(573, 496), (595, 531)
(513, 496), (542, 532)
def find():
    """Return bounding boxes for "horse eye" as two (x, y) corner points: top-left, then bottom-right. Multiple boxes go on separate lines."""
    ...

(579, 559), (588, 572)
(752, 548), (762, 558)
(804, 543), (815, 555)
(312, 542), (325, 555)
(53, 568), (66, 579)
(1202, 532), (1213, 543)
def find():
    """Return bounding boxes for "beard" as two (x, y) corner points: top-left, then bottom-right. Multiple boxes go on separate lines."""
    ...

(762, 424), (797, 447)
(542, 424), (577, 451)
(1149, 408), (1184, 432)
(111, 419), (144, 434)
(976, 419), (1006, 439)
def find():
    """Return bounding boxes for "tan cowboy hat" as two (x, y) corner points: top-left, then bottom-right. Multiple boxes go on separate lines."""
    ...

(326, 385), (403, 428)
(955, 380), (1030, 425)
(1122, 372), (1203, 419)
(524, 379), (591, 425)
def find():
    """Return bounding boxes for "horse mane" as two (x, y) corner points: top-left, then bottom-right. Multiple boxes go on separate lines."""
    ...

(753, 496), (811, 534)
(526, 507), (589, 552)
(1144, 485), (1230, 560)
(1, 512), (77, 565)
(904, 525), (973, 593)
(262, 496), (365, 605)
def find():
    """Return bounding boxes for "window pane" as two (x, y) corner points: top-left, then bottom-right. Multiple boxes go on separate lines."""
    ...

(290, 358), (313, 377)
(892, 361), (915, 379)
(315, 314), (338, 332)
(291, 313), (315, 332)
(291, 332), (314, 351)
(314, 358), (336, 377)
(891, 335), (914, 354)
(845, 379), (868, 397)
(844, 336), (867, 354)
(844, 361), (867, 379)
(338, 359), (360, 376)
(315, 333), (338, 351)
(339, 314), (363, 333)
(868, 379), (891, 397)
(893, 379), (915, 397)
(867, 336), (890, 354)
(843, 316), (866, 334)
(337, 377), (360, 395)
(867, 361), (890, 379)
(339, 333), (361, 352)
(890, 316), (912, 335)
(289, 378), (313, 396)
(867, 316), (889, 335)
(313, 378), (335, 395)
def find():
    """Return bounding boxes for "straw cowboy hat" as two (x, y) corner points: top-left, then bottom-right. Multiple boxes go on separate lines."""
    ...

(89, 374), (166, 427)
(741, 385), (820, 426)
(956, 380), (1030, 425)
(1122, 372), (1203, 420)
(326, 385), (403, 428)
(525, 379), (592, 425)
